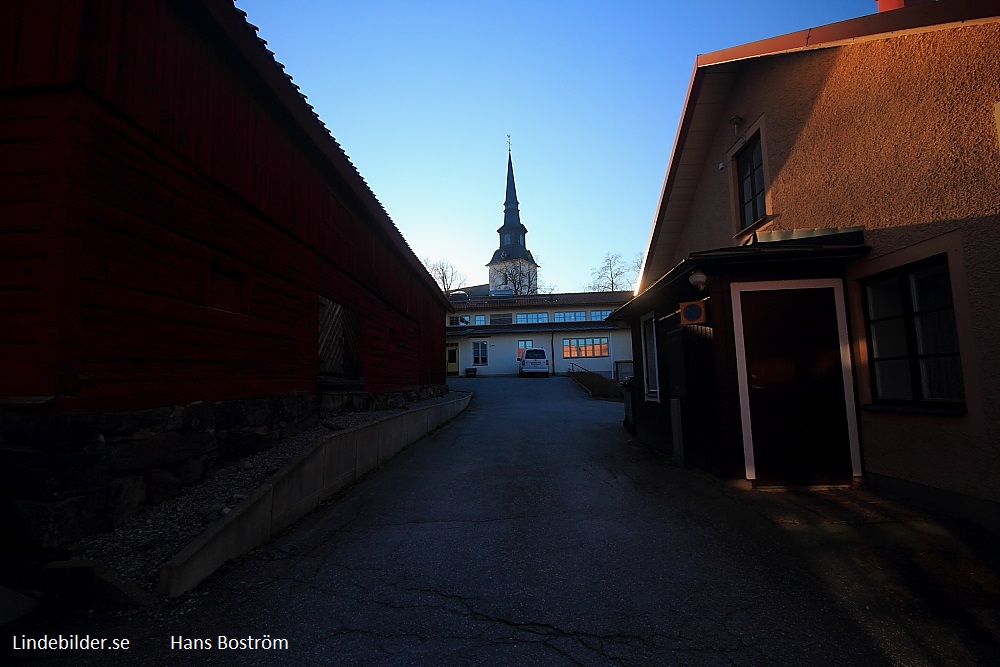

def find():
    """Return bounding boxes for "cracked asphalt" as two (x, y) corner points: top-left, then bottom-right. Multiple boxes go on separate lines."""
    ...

(8, 376), (999, 665)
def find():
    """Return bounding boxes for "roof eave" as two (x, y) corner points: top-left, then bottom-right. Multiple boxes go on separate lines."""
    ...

(616, 243), (871, 322)
(698, 0), (1000, 68)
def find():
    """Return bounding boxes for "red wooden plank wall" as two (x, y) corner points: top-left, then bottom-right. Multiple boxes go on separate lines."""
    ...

(0, 92), (77, 400)
(1, 0), (446, 411)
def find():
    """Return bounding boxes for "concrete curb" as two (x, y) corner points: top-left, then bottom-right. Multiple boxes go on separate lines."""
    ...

(156, 391), (472, 598)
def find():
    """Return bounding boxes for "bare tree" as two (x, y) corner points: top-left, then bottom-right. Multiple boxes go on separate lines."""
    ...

(588, 252), (640, 292)
(421, 257), (466, 293)
(536, 277), (557, 294)
(628, 252), (643, 288)
(531, 254), (556, 294)
(495, 259), (537, 295)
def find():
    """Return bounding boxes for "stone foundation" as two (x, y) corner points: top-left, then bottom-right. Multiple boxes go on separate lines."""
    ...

(318, 386), (447, 416)
(0, 385), (447, 550)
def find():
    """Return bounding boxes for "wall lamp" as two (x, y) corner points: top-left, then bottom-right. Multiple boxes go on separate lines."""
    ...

(729, 115), (743, 138)
(689, 269), (707, 290)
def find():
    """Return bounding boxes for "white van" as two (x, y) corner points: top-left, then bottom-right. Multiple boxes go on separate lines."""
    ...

(518, 347), (549, 377)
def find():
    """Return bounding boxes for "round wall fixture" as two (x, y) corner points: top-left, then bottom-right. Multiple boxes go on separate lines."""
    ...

(680, 300), (707, 325)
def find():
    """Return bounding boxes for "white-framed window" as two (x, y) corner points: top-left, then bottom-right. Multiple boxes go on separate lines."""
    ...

(449, 316), (469, 327)
(554, 311), (586, 322)
(591, 310), (612, 321)
(515, 312), (548, 324)
(640, 312), (659, 400)
(517, 339), (533, 350)
(473, 341), (489, 366)
(473, 314), (486, 325)
(562, 337), (609, 358)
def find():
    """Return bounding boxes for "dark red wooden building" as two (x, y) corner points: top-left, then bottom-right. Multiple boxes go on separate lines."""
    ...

(0, 0), (450, 547)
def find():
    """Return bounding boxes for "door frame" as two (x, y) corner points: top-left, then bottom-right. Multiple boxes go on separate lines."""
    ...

(731, 279), (862, 481)
(446, 342), (460, 376)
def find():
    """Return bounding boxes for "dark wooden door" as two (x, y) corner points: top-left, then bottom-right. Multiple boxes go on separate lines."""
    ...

(739, 287), (853, 485)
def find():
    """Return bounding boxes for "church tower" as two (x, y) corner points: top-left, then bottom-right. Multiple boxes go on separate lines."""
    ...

(487, 150), (539, 294)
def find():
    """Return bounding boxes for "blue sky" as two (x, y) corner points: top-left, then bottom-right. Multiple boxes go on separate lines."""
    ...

(235, 0), (875, 292)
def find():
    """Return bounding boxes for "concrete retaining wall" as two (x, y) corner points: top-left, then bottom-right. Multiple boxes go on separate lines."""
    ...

(156, 391), (471, 598)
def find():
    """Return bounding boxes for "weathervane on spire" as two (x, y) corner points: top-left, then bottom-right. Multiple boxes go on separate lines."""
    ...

(507, 134), (511, 153)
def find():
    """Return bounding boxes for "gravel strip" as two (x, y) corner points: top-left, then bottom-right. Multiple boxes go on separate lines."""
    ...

(75, 393), (463, 594)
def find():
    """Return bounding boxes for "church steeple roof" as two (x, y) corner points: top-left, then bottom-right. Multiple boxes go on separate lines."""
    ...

(489, 149), (536, 265)
(501, 151), (525, 235)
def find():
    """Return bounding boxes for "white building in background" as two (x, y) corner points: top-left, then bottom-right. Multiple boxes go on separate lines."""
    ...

(445, 149), (633, 378)
(446, 291), (633, 378)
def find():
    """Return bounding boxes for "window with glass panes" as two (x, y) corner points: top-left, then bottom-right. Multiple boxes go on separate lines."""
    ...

(736, 133), (765, 228)
(591, 310), (612, 321)
(515, 312), (548, 324)
(473, 341), (489, 365)
(554, 311), (586, 322)
(473, 314), (486, 325)
(864, 256), (964, 405)
(562, 337), (609, 358)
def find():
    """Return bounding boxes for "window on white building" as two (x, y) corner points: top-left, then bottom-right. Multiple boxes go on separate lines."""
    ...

(562, 337), (609, 358)
(473, 341), (489, 366)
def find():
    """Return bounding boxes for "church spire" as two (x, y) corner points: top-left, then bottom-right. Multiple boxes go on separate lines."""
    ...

(495, 149), (528, 246)
(488, 145), (538, 294)
(503, 149), (520, 226)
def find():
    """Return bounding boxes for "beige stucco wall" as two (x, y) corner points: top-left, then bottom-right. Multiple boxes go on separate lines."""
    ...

(675, 24), (1000, 252)
(671, 22), (1000, 503)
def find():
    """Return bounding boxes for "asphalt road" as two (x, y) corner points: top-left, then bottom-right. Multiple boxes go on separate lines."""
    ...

(7, 376), (998, 665)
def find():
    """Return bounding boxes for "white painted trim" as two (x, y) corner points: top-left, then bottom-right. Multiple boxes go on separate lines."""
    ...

(731, 279), (862, 481)
(640, 311), (660, 403)
(731, 290), (755, 478)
